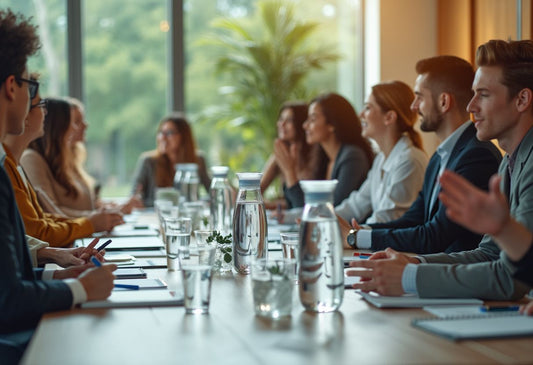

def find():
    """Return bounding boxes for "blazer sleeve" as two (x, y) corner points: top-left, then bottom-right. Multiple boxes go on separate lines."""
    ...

(368, 144), (500, 254)
(131, 153), (155, 207)
(332, 145), (369, 206)
(416, 148), (533, 300)
(0, 171), (73, 333)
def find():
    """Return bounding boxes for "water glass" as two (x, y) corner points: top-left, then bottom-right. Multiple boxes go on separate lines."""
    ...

(280, 232), (299, 282)
(194, 230), (213, 246)
(179, 245), (216, 314)
(164, 217), (192, 271)
(251, 258), (294, 319)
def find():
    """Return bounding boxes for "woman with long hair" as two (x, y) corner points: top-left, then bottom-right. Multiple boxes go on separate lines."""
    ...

(335, 81), (428, 223)
(5, 84), (123, 247)
(21, 97), (140, 217)
(131, 113), (210, 207)
(284, 92), (374, 208)
(260, 101), (316, 209)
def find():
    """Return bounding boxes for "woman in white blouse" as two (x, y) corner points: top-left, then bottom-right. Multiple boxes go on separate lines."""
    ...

(335, 80), (428, 223)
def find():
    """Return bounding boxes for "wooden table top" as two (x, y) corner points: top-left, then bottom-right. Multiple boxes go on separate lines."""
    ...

(21, 266), (533, 365)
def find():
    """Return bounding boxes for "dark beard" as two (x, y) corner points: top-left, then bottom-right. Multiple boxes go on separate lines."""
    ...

(419, 111), (443, 132)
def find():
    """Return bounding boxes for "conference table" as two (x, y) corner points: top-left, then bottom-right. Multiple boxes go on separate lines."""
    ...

(22, 264), (533, 364)
(21, 210), (533, 364)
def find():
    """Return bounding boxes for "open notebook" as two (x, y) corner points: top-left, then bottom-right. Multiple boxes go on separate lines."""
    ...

(412, 312), (533, 341)
(358, 291), (483, 308)
(81, 290), (183, 309)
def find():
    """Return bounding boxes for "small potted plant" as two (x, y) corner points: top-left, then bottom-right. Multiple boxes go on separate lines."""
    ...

(207, 231), (233, 275)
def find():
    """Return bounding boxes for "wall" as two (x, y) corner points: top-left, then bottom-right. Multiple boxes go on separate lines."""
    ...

(365, 0), (440, 154)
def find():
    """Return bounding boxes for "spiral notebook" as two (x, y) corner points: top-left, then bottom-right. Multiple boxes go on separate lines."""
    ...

(412, 312), (533, 341)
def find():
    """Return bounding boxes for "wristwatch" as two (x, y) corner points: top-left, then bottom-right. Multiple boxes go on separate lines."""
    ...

(347, 228), (358, 249)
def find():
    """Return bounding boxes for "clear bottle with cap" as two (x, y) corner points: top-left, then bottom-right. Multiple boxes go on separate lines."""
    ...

(209, 166), (234, 236)
(181, 163), (199, 202)
(298, 180), (344, 312)
(232, 172), (267, 274)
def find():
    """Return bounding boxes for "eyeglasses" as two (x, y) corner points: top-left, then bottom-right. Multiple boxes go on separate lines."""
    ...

(15, 77), (39, 99)
(30, 98), (47, 110)
(157, 130), (179, 137)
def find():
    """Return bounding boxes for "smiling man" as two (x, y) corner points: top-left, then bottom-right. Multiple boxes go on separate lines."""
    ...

(348, 39), (533, 301)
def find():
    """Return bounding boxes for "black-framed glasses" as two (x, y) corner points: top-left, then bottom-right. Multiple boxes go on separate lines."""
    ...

(15, 77), (39, 99)
(30, 98), (47, 110)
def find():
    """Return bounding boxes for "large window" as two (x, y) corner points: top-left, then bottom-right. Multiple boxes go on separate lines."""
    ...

(0, 0), (68, 96)
(82, 0), (169, 196)
(2, 0), (363, 197)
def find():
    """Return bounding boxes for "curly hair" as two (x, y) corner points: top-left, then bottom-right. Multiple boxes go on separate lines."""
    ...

(0, 9), (40, 85)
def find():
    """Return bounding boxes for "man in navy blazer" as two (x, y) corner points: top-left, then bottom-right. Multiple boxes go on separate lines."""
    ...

(0, 10), (116, 363)
(348, 40), (533, 301)
(343, 56), (502, 254)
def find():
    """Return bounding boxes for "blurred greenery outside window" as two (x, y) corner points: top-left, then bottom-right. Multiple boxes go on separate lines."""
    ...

(1, 0), (363, 199)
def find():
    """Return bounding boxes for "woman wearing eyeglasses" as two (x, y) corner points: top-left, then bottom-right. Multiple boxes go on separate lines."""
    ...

(3, 76), (124, 247)
(131, 113), (211, 207)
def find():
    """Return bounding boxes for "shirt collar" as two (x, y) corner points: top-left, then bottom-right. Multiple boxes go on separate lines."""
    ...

(0, 143), (6, 167)
(436, 121), (470, 164)
(382, 135), (410, 172)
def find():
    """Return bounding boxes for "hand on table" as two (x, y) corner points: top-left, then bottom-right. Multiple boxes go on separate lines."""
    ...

(78, 264), (118, 301)
(346, 248), (418, 296)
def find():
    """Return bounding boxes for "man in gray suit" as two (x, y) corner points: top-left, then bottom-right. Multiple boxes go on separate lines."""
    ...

(347, 39), (533, 300)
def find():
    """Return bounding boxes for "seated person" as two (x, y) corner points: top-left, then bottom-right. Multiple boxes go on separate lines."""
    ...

(340, 55), (502, 254)
(335, 81), (428, 224)
(439, 170), (533, 314)
(283, 92), (374, 208)
(131, 113), (210, 207)
(21, 97), (141, 218)
(0, 11), (115, 363)
(346, 40), (533, 301)
(261, 101), (317, 209)
(3, 79), (123, 247)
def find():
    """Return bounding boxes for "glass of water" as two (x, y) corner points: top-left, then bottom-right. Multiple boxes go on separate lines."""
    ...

(280, 232), (299, 282)
(179, 245), (216, 314)
(164, 217), (192, 271)
(251, 258), (294, 319)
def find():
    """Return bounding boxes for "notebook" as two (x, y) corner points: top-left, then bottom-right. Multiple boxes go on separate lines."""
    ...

(81, 290), (183, 309)
(358, 291), (483, 308)
(113, 278), (167, 290)
(412, 312), (533, 340)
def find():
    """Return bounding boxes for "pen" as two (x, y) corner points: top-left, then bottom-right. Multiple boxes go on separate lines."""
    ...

(480, 305), (520, 312)
(90, 256), (102, 267)
(96, 239), (112, 252)
(353, 252), (371, 259)
(114, 284), (140, 290)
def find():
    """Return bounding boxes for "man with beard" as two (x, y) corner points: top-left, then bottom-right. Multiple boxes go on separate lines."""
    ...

(341, 56), (502, 254)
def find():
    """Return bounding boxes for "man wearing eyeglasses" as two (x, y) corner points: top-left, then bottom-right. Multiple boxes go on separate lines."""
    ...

(0, 9), (116, 363)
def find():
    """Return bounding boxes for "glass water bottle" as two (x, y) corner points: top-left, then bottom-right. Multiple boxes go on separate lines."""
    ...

(232, 173), (267, 274)
(209, 166), (234, 236)
(299, 180), (344, 312)
(181, 163), (199, 202)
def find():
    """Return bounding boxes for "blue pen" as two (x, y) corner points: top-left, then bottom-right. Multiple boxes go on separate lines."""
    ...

(96, 239), (112, 252)
(114, 284), (140, 290)
(90, 256), (102, 267)
(480, 305), (520, 312)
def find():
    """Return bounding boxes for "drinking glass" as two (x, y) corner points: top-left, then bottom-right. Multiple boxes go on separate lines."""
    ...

(251, 258), (294, 319)
(280, 232), (299, 282)
(179, 245), (216, 314)
(164, 217), (192, 271)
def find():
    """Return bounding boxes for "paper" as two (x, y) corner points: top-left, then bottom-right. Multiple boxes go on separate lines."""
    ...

(358, 291), (483, 308)
(412, 312), (533, 340)
(89, 236), (164, 250)
(115, 268), (147, 279)
(114, 278), (167, 290)
(81, 290), (183, 308)
(423, 305), (485, 318)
